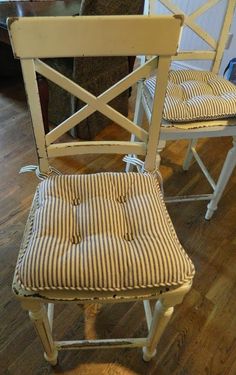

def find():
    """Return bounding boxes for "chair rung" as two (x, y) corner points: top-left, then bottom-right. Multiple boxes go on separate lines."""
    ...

(165, 194), (213, 203)
(55, 338), (148, 351)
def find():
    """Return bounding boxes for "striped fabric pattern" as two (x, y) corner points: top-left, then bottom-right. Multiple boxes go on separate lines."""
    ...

(144, 70), (236, 123)
(16, 173), (195, 292)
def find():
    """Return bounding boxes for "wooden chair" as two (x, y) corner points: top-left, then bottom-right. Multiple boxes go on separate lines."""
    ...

(129, 0), (236, 219)
(8, 15), (194, 366)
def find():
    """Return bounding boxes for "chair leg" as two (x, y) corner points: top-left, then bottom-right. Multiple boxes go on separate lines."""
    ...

(27, 302), (58, 366)
(183, 139), (198, 171)
(142, 300), (174, 361)
(205, 137), (236, 220)
(142, 283), (191, 362)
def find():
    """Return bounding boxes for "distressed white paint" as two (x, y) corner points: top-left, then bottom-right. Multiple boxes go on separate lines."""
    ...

(8, 15), (182, 58)
(9, 15), (192, 365)
(17, 282), (192, 364)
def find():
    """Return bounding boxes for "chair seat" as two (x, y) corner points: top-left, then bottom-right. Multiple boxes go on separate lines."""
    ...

(144, 70), (236, 124)
(15, 173), (194, 293)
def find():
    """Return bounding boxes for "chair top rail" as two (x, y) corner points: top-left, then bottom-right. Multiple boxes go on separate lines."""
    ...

(8, 15), (183, 59)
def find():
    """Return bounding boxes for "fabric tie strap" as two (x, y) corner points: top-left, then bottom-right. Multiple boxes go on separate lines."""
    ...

(19, 165), (62, 180)
(123, 155), (164, 194)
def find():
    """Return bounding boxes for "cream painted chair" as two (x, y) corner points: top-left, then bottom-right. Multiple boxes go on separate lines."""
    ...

(8, 15), (194, 366)
(128, 0), (236, 219)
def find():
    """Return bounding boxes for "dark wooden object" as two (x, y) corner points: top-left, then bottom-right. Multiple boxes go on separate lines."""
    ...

(0, 0), (81, 133)
(0, 1), (81, 33)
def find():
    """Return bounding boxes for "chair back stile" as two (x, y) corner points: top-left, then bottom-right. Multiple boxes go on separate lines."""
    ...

(8, 15), (182, 174)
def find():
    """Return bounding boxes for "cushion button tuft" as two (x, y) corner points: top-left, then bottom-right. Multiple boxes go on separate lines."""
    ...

(117, 195), (126, 203)
(124, 233), (134, 241)
(71, 234), (81, 244)
(72, 198), (80, 206)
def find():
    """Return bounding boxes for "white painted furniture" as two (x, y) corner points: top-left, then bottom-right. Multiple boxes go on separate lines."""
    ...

(130, 0), (236, 219)
(8, 15), (194, 365)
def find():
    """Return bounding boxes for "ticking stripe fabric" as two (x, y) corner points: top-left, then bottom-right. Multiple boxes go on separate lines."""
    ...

(16, 173), (194, 292)
(144, 70), (236, 124)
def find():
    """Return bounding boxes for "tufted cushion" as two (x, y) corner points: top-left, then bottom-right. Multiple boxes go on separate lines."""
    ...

(16, 173), (194, 292)
(144, 70), (236, 123)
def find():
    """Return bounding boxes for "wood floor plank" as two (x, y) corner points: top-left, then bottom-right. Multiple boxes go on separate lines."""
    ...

(1, 75), (236, 374)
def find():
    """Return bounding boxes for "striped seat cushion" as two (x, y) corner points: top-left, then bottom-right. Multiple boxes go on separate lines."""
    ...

(16, 173), (194, 292)
(144, 70), (236, 123)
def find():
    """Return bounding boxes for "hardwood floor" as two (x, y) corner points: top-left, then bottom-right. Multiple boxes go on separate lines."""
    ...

(1, 75), (236, 375)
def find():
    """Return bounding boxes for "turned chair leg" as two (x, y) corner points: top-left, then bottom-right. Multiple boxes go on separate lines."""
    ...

(142, 300), (174, 361)
(27, 302), (58, 366)
(142, 283), (192, 362)
(205, 137), (236, 220)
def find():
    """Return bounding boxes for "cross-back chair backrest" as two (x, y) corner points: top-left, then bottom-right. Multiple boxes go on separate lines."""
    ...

(146, 0), (236, 74)
(8, 15), (182, 173)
